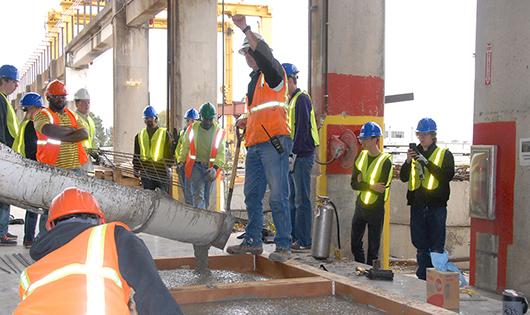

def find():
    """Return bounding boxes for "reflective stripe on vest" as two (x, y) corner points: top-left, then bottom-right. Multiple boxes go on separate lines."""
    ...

(408, 147), (447, 191)
(13, 120), (30, 157)
(139, 128), (167, 161)
(20, 225), (124, 312)
(78, 113), (95, 149)
(185, 122), (226, 179)
(355, 151), (393, 204)
(288, 90), (320, 146)
(2, 92), (19, 138)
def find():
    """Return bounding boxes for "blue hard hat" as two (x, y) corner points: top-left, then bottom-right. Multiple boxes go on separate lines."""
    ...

(20, 93), (44, 108)
(416, 118), (437, 132)
(184, 108), (199, 120)
(0, 65), (19, 81)
(143, 106), (157, 118)
(358, 122), (382, 138)
(282, 63), (299, 77)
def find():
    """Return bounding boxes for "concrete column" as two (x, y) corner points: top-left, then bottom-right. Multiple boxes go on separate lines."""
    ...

(65, 67), (89, 112)
(112, 0), (150, 153)
(472, 1), (530, 294)
(310, 0), (385, 261)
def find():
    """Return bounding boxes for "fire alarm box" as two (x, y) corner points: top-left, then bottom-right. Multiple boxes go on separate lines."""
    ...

(469, 145), (497, 220)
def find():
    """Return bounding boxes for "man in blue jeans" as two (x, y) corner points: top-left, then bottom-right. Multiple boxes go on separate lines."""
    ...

(399, 118), (455, 280)
(282, 63), (319, 251)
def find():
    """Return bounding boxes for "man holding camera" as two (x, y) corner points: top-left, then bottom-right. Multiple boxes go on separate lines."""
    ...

(399, 118), (455, 280)
(226, 14), (293, 262)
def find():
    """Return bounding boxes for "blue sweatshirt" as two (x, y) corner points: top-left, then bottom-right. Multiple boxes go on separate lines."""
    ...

(291, 88), (316, 157)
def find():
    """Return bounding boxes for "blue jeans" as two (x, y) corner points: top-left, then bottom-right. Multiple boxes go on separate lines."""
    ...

(410, 206), (447, 280)
(189, 163), (214, 209)
(243, 135), (293, 250)
(24, 212), (48, 242)
(350, 204), (385, 265)
(0, 201), (10, 238)
(178, 167), (193, 205)
(289, 154), (315, 248)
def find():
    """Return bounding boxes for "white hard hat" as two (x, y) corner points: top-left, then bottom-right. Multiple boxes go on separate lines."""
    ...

(238, 32), (266, 55)
(74, 88), (90, 100)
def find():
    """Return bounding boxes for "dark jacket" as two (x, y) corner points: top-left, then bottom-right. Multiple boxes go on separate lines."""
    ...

(30, 221), (183, 315)
(399, 142), (455, 207)
(0, 92), (14, 147)
(291, 89), (316, 158)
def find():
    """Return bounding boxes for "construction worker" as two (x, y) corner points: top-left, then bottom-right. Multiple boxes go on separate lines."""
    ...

(13, 93), (48, 248)
(399, 118), (455, 280)
(178, 102), (226, 210)
(175, 108), (199, 205)
(282, 63), (320, 252)
(133, 105), (173, 193)
(74, 88), (96, 173)
(34, 80), (89, 173)
(0, 64), (19, 245)
(14, 187), (183, 314)
(226, 14), (293, 263)
(350, 122), (393, 265)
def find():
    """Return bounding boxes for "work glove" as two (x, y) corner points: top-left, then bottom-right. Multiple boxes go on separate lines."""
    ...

(415, 153), (429, 166)
(205, 167), (217, 182)
(289, 153), (297, 174)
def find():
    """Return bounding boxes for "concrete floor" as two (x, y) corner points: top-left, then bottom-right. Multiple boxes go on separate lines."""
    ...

(0, 206), (502, 315)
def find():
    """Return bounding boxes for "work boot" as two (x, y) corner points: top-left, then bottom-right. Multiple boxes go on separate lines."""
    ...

(23, 241), (35, 249)
(226, 243), (263, 255)
(0, 236), (17, 246)
(6, 232), (17, 240)
(292, 242), (311, 252)
(269, 249), (292, 262)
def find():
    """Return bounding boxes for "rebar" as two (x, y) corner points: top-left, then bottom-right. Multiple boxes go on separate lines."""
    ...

(13, 254), (29, 269)
(1, 255), (18, 273)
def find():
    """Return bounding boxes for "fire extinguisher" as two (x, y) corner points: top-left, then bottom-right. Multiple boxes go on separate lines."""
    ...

(471, 156), (487, 212)
(311, 196), (341, 259)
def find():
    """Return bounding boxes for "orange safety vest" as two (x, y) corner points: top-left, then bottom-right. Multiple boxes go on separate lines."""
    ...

(245, 72), (290, 147)
(36, 108), (88, 166)
(185, 121), (226, 180)
(15, 222), (132, 315)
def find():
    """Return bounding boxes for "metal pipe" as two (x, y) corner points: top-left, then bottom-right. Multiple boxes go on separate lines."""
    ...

(389, 256), (470, 267)
(0, 144), (234, 249)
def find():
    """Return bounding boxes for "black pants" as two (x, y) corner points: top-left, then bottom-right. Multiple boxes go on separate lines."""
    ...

(350, 203), (384, 265)
(141, 177), (168, 193)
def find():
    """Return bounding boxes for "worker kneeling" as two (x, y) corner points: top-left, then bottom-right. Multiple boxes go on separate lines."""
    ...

(14, 188), (183, 315)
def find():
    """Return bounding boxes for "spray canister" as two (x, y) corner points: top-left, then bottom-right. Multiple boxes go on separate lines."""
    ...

(503, 290), (528, 315)
(311, 196), (335, 259)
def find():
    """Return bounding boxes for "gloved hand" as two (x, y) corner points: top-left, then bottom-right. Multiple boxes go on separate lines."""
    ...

(205, 167), (217, 182)
(415, 153), (429, 166)
(176, 162), (185, 173)
(289, 153), (297, 174)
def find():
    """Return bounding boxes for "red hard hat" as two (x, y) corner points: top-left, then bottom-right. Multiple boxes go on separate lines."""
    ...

(46, 188), (106, 230)
(46, 79), (68, 96)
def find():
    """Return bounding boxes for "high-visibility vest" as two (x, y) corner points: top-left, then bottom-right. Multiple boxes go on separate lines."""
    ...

(138, 127), (167, 161)
(185, 121), (226, 180)
(15, 222), (132, 315)
(13, 120), (31, 157)
(245, 72), (290, 147)
(288, 90), (320, 146)
(175, 129), (186, 161)
(355, 150), (393, 205)
(78, 112), (95, 149)
(36, 108), (88, 166)
(408, 147), (447, 191)
(1, 92), (19, 139)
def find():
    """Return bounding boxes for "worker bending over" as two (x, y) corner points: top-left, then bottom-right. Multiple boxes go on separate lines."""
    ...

(14, 187), (183, 314)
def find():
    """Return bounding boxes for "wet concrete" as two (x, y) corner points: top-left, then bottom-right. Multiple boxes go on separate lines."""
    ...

(180, 295), (388, 315)
(159, 269), (271, 287)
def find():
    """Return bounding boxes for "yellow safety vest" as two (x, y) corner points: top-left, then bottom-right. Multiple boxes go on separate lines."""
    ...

(13, 120), (31, 157)
(288, 90), (320, 146)
(409, 147), (447, 191)
(139, 127), (167, 161)
(1, 92), (19, 139)
(355, 150), (393, 205)
(78, 112), (95, 149)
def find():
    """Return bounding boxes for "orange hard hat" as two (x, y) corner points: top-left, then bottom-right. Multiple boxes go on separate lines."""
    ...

(46, 79), (68, 96)
(46, 188), (106, 230)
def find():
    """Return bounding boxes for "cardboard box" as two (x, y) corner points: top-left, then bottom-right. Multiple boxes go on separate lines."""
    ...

(426, 268), (460, 309)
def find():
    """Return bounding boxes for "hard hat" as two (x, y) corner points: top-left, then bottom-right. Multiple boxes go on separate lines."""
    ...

(199, 102), (216, 119)
(46, 79), (68, 96)
(46, 188), (106, 230)
(143, 105), (157, 118)
(0, 65), (19, 81)
(282, 63), (299, 77)
(416, 118), (437, 132)
(238, 32), (266, 55)
(20, 93), (45, 108)
(74, 88), (90, 100)
(184, 108), (199, 120)
(358, 122), (382, 138)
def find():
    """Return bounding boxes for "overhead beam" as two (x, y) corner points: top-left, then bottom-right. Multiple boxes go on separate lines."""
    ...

(126, 0), (168, 27)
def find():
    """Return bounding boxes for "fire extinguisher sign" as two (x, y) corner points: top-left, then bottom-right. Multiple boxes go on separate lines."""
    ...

(520, 138), (530, 166)
(485, 43), (492, 85)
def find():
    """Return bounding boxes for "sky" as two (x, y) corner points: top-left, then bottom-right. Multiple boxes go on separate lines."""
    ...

(0, 0), (477, 143)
